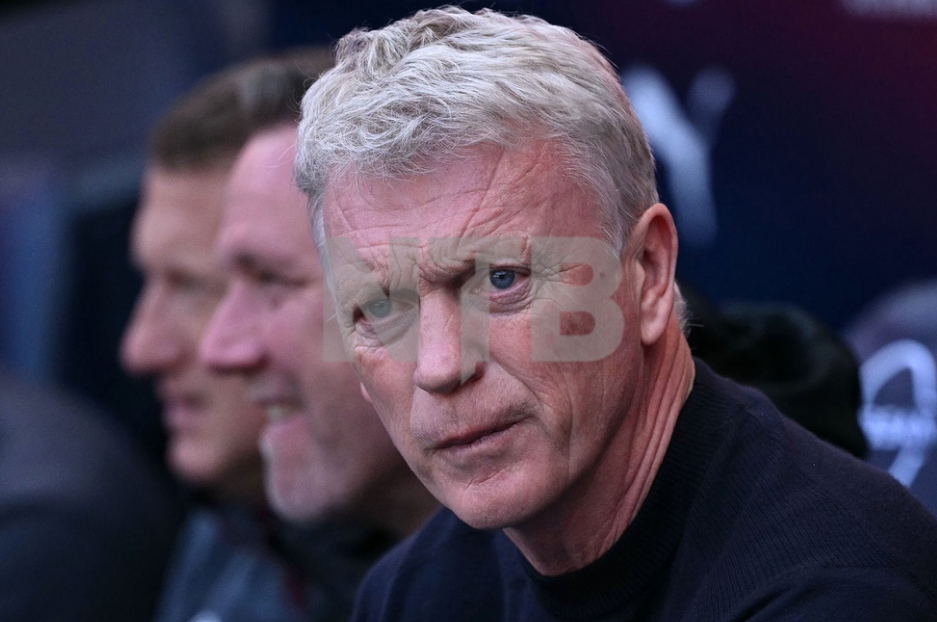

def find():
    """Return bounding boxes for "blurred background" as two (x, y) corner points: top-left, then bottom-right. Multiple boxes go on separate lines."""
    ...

(0, 0), (934, 507)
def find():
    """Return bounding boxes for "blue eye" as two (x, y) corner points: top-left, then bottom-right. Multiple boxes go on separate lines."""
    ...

(489, 269), (516, 290)
(364, 298), (392, 319)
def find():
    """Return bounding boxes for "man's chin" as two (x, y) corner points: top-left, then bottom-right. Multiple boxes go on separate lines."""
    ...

(263, 458), (342, 523)
(168, 442), (221, 488)
(260, 410), (310, 456)
(451, 502), (535, 532)
(265, 474), (318, 522)
(437, 476), (541, 531)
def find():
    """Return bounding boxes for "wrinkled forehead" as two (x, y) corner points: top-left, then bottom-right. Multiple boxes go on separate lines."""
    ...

(316, 140), (622, 301)
(320, 141), (602, 239)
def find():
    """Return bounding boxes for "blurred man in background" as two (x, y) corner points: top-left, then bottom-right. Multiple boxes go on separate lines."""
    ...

(201, 119), (437, 537)
(123, 50), (348, 622)
(198, 49), (437, 544)
(120, 54), (288, 622)
(122, 73), (269, 508)
(125, 49), (436, 622)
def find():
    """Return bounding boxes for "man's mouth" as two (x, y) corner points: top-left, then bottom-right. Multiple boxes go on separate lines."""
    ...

(248, 378), (303, 425)
(264, 404), (300, 424)
(435, 421), (520, 451)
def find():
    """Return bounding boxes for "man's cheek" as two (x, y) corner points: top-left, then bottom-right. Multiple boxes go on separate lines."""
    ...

(531, 236), (624, 363)
(559, 311), (596, 336)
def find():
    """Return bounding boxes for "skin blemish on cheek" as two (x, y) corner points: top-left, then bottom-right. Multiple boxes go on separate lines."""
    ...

(559, 311), (596, 336)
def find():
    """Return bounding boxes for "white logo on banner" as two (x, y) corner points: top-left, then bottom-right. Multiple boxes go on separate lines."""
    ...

(859, 339), (937, 486)
(620, 66), (735, 247)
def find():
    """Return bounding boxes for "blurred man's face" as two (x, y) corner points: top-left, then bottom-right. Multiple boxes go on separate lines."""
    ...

(201, 124), (407, 522)
(122, 166), (266, 500)
(321, 141), (644, 531)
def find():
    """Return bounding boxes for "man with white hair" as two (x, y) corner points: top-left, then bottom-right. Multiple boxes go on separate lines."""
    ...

(295, 6), (937, 621)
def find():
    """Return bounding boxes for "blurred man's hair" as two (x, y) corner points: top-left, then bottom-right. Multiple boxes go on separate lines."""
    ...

(150, 47), (333, 171)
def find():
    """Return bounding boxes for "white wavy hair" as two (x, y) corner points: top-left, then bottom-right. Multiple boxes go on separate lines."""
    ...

(295, 6), (659, 253)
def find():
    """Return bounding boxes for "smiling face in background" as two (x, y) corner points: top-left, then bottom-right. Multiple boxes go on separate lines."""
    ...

(321, 141), (648, 532)
(122, 165), (267, 501)
(201, 124), (408, 522)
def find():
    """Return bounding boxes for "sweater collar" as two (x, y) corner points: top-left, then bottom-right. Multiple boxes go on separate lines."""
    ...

(521, 360), (729, 620)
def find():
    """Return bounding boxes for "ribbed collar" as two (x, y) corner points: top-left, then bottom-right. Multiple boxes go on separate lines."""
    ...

(274, 517), (398, 582)
(522, 360), (730, 620)
(210, 503), (397, 590)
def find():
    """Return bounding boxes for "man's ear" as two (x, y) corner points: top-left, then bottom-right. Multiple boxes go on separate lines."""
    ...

(360, 382), (373, 404)
(629, 203), (679, 346)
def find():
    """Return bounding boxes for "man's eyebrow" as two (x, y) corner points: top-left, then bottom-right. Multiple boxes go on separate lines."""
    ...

(229, 252), (260, 271)
(223, 240), (298, 272)
(333, 242), (526, 297)
(228, 251), (287, 275)
(417, 258), (478, 288)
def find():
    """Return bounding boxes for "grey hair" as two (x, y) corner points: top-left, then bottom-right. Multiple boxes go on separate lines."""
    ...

(296, 6), (658, 254)
(297, 6), (687, 330)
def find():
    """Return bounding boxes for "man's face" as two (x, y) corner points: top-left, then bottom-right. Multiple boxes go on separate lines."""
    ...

(122, 166), (266, 499)
(201, 124), (406, 522)
(322, 141), (645, 530)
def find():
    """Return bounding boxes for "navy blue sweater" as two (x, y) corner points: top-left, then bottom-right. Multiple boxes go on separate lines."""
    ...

(353, 362), (937, 621)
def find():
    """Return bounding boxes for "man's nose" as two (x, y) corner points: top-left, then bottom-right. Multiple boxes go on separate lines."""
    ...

(412, 293), (486, 394)
(199, 284), (264, 373)
(121, 286), (184, 376)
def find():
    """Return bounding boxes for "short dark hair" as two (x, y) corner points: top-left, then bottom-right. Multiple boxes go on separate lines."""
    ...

(149, 47), (333, 171)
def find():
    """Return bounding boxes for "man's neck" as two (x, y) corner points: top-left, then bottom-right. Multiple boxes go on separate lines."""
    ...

(504, 325), (695, 576)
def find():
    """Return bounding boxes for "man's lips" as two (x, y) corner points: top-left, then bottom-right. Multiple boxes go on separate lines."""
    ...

(253, 400), (303, 426)
(157, 382), (204, 423)
(161, 398), (206, 434)
(157, 382), (193, 406)
(248, 384), (300, 424)
(433, 421), (520, 451)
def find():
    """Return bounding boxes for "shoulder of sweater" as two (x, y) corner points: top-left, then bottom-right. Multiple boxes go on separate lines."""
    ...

(679, 363), (937, 611)
(721, 565), (937, 621)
